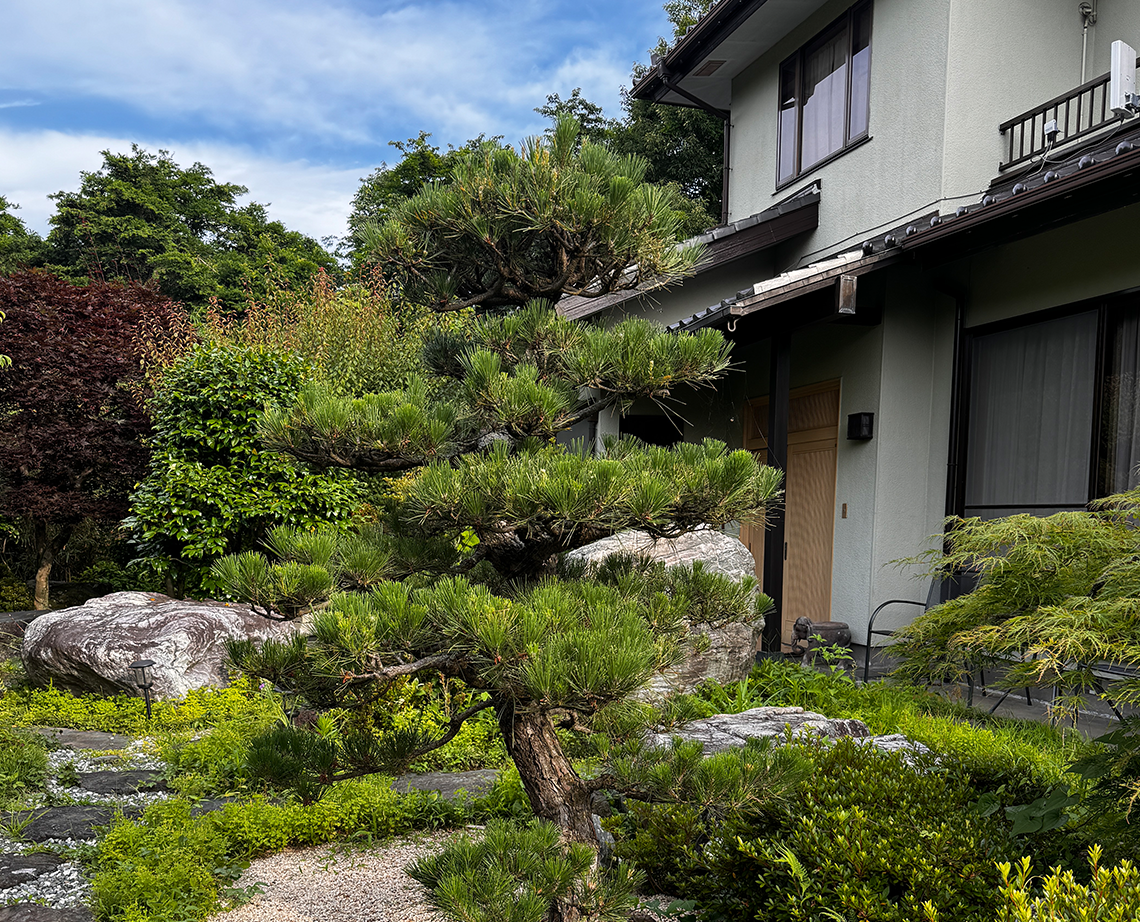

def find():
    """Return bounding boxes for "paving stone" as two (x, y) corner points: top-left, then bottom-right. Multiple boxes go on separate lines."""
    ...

(0, 853), (65, 890)
(32, 729), (133, 751)
(0, 906), (94, 922)
(76, 770), (169, 795)
(391, 769), (500, 799)
(9, 805), (141, 842)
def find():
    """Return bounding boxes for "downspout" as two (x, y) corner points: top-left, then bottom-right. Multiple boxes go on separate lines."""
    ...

(722, 119), (731, 226)
(936, 280), (966, 605)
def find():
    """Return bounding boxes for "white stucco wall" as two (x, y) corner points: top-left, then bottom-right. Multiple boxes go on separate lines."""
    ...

(952, 202), (1140, 329)
(726, 0), (1140, 270)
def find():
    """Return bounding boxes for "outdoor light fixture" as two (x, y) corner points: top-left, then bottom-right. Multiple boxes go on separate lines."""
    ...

(129, 659), (155, 720)
(847, 412), (874, 441)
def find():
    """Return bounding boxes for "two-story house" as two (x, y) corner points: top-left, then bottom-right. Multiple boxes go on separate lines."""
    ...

(562, 0), (1140, 654)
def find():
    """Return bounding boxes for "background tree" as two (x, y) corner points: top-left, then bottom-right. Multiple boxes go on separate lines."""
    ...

(0, 196), (46, 274)
(217, 121), (785, 922)
(0, 271), (160, 608)
(44, 146), (337, 312)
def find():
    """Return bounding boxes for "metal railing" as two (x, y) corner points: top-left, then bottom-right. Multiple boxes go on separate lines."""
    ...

(998, 62), (1137, 169)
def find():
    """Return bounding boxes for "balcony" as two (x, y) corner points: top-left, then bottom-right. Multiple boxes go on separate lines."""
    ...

(999, 61), (1139, 170)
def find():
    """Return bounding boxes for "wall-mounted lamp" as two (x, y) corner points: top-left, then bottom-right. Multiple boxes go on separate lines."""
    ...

(846, 412), (874, 441)
(129, 659), (155, 719)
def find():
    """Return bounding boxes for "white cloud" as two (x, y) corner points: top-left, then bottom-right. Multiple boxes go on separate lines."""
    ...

(0, 128), (364, 242)
(2, 0), (649, 144)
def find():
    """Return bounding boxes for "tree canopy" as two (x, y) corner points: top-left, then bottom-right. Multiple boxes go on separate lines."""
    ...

(43, 146), (338, 312)
(0, 271), (160, 608)
(359, 118), (703, 312)
(216, 119), (783, 922)
(0, 196), (45, 274)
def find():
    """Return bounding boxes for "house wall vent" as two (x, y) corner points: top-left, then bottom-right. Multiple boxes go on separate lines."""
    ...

(694, 60), (726, 77)
(1109, 40), (1138, 116)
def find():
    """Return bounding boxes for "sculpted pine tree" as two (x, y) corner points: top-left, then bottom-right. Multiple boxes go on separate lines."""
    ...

(217, 120), (789, 922)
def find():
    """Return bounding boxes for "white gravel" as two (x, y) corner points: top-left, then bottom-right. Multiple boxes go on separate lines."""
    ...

(207, 831), (457, 922)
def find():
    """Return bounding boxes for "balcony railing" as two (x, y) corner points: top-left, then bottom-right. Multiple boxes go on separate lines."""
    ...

(998, 62), (1138, 169)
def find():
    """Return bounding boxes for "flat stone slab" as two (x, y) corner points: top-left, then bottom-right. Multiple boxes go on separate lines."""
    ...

(391, 770), (500, 800)
(0, 906), (94, 922)
(9, 805), (141, 842)
(77, 770), (169, 795)
(32, 729), (133, 751)
(0, 853), (65, 890)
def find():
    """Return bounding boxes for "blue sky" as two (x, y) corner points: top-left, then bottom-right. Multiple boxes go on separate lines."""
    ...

(1, 0), (670, 244)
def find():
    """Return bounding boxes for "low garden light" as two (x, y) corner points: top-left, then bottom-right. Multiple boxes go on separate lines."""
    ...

(129, 659), (155, 720)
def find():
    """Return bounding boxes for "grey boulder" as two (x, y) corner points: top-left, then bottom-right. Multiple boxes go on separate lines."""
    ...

(648, 706), (870, 754)
(566, 528), (761, 694)
(21, 592), (300, 699)
(564, 527), (756, 582)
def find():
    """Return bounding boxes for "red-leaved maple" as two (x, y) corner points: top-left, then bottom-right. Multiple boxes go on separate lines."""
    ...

(0, 271), (166, 608)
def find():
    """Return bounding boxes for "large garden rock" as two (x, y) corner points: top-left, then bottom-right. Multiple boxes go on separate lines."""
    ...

(566, 527), (761, 694)
(564, 527), (756, 581)
(647, 706), (871, 754)
(21, 592), (300, 699)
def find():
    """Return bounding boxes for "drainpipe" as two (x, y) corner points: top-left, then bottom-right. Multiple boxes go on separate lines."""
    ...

(1079, 2), (1098, 83)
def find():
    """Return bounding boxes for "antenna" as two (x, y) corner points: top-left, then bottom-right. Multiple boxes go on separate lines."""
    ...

(1109, 40), (1138, 117)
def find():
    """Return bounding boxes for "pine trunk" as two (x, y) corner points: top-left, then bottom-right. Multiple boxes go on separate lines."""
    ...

(498, 701), (599, 922)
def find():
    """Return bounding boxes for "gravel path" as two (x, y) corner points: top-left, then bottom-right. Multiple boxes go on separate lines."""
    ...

(206, 831), (458, 922)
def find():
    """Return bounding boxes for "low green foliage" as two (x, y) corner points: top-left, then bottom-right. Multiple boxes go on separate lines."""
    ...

(696, 661), (1083, 795)
(612, 739), (1017, 922)
(0, 676), (278, 736)
(0, 726), (47, 809)
(92, 773), (527, 922)
(409, 818), (641, 922)
(0, 575), (33, 612)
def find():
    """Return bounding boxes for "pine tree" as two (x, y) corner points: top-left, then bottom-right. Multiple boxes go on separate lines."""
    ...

(216, 120), (789, 922)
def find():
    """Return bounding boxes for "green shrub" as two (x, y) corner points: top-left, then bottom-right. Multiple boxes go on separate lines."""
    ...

(0, 726), (47, 808)
(993, 845), (1140, 922)
(125, 342), (364, 596)
(0, 575), (33, 612)
(612, 738), (1018, 922)
(409, 818), (640, 922)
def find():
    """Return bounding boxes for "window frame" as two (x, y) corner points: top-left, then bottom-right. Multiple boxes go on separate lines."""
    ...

(949, 288), (1140, 519)
(776, 0), (873, 189)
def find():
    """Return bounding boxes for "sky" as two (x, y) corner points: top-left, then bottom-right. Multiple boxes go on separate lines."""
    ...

(1, 0), (670, 246)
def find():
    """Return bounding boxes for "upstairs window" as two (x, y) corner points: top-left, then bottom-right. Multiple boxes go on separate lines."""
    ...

(778, 1), (872, 186)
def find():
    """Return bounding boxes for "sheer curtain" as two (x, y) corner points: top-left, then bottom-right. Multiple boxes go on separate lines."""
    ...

(1102, 311), (1140, 493)
(964, 311), (1098, 519)
(801, 29), (847, 169)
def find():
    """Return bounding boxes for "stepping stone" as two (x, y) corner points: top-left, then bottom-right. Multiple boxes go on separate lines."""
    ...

(391, 769), (500, 800)
(9, 805), (141, 842)
(0, 906), (94, 922)
(33, 729), (133, 751)
(0, 853), (65, 890)
(77, 770), (169, 795)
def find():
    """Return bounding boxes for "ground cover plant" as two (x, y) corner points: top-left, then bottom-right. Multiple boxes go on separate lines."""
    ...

(90, 771), (531, 922)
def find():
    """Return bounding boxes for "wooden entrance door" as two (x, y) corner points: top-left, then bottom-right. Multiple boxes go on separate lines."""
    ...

(740, 381), (840, 644)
